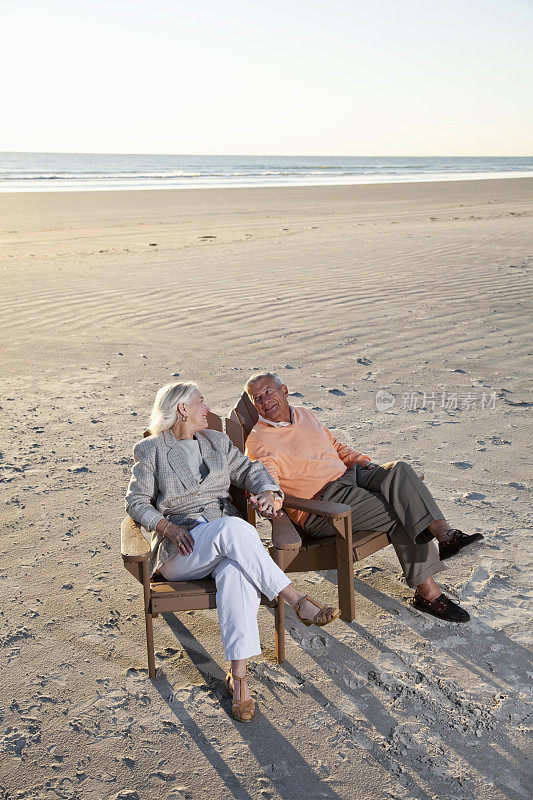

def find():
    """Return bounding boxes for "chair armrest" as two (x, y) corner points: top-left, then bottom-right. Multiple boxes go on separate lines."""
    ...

(283, 494), (352, 520)
(121, 516), (151, 562)
(270, 511), (302, 550)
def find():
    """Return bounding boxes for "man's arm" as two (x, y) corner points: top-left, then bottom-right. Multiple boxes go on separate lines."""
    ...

(323, 426), (372, 468)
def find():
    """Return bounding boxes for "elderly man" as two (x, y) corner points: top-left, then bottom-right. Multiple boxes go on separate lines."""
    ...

(244, 372), (483, 623)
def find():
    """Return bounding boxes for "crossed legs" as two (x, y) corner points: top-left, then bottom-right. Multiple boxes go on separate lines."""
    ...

(304, 461), (469, 610)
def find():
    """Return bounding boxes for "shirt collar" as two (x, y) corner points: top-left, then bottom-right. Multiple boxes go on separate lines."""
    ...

(257, 407), (293, 427)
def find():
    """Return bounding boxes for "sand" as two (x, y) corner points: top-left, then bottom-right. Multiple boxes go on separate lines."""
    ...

(0, 178), (532, 800)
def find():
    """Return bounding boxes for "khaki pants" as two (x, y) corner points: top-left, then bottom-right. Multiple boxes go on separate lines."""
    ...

(304, 461), (446, 588)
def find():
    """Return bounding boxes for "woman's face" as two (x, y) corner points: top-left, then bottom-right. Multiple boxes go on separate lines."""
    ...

(181, 389), (210, 432)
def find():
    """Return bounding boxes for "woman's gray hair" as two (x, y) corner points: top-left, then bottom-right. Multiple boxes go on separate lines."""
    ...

(245, 372), (283, 396)
(148, 382), (198, 434)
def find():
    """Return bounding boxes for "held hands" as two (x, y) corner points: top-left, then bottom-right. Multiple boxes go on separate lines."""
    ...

(362, 461), (379, 470)
(248, 491), (282, 519)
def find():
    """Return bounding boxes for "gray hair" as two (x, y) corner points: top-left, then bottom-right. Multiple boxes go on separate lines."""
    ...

(148, 382), (198, 434)
(245, 371), (284, 396)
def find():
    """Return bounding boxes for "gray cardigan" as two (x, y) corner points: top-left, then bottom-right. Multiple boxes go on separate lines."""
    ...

(125, 428), (281, 576)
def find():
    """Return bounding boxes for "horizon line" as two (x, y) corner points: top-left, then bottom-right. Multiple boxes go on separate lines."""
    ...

(1, 151), (532, 159)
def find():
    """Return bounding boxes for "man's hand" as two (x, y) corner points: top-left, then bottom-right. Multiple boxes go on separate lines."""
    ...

(162, 522), (195, 555)
(248, 491), (282, 519)
(362, 462), (380, 470)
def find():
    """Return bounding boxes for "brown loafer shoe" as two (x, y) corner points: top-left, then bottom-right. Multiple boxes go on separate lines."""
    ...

(294, 595), (341, 627)
(413, 591), (470, 622)
(225, 673), (255, 723)
(438, 529), (484, 560)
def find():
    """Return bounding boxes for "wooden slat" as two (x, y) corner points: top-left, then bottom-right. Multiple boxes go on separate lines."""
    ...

(231, 393), (258, 436)
(352, 530), (388, 548)
(270, 542), (338, 572)
(152, 594), (217, 613)
(150, 579), (217, 596)
(283, 494), (352, 520)
(353, 532), (390, 561)
(225, 416), (246, 452)
(270, 532), (390, 572)
(207, 411), (223, 432)
(152, 591), (275, 615)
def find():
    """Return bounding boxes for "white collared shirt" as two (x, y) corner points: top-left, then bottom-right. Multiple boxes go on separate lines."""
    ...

(257, 408), (293, 427)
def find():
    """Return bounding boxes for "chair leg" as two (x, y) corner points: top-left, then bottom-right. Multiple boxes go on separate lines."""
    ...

(335, 516), (355, 622)
(271, 548), (288, 664)
(141, 560), (156, 678)
(145, 609), (156, 679)
(274, 600), (285, 664)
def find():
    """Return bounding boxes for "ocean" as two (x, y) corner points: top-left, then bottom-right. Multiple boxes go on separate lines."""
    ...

(0, 153), (531, 192)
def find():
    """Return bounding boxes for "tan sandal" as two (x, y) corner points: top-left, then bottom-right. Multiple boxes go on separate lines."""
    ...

(294, 595), (341, 627)
(225, 672), (255, 723)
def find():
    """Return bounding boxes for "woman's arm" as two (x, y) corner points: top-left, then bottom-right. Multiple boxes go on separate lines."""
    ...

(125, 440), (166, 531)
(225, 436), (283, 508)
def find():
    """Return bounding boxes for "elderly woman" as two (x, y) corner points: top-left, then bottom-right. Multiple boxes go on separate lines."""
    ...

(126, 382), (340, 722)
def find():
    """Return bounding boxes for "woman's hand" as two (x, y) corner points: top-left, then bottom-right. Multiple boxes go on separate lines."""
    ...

(159, 521), (195, 555)
(248, 491), (282, 519)
(362, 461), (379, 470)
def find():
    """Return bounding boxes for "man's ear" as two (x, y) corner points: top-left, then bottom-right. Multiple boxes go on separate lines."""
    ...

(282, 385), (289, 398)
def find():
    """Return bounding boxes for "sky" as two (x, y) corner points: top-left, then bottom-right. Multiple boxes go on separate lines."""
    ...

(2, 0), (532, 156)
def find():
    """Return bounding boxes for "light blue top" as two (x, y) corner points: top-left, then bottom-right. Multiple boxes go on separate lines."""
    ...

(175, 438), (209, 483)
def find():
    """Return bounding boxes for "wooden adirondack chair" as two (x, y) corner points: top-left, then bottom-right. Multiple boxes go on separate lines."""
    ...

(121, 410), (289, 676)
(226, 392), (391, 656)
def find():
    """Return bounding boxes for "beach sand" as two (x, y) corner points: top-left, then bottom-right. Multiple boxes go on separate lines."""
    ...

(1, 178), (532, 800)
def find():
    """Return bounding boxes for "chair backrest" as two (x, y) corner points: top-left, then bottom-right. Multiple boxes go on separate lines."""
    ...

(230, 392), (258, 437)
(143, 410), (223, 439)
(206, 411), (224, 432)
(225, 394), (258, 519)
(228, 392), (258, 444)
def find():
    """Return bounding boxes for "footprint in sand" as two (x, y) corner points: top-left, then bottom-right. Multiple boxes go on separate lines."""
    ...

(0, 626), (33, 647)
(462, 558), (494, 596)
(167, 789), (188, 800)
(155, 646), (182, 661)
(149, 770), (177, 783)
(0, 724), (41, 756)
(451, 461), (474, 469)
(250, 661), (304, 689)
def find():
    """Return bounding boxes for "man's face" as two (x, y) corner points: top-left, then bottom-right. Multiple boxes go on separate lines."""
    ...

(248, 378), (291, 423)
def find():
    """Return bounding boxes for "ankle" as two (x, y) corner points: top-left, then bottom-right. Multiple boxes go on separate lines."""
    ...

(416, 586), (441, 602)
(428, 520), (454, 542)
(433, 528), (455, 543)
(292, 592), (307, 609)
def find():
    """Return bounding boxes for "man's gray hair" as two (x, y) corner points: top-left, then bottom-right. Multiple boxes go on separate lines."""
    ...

(148, 382), (198, 434)
(245, 372), (283, 396)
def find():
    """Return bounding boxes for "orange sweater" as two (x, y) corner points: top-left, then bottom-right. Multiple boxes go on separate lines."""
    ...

(245, 407), (371, 527)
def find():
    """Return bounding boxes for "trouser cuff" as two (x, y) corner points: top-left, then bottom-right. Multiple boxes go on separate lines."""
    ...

(264, 575), (291, 602)
(224, 646), (262, 661)
(405, 559), (447, 589)
(412, 513), (439, 544)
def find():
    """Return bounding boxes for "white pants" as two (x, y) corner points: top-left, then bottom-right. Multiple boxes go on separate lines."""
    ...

(159, 516), (291, 661)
